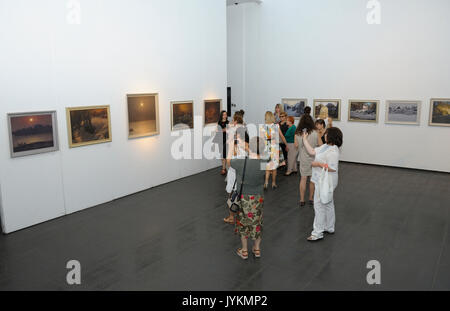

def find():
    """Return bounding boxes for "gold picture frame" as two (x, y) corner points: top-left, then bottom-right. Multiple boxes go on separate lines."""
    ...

(429, 98), (450, 127)
(313, 99), (341, 121)
(348, 100), (380, 123)
(127, 93), (160, 139)
(204, 99), (222, 126)
(66, 105), (112, 148)
(170, 100), (194, 131)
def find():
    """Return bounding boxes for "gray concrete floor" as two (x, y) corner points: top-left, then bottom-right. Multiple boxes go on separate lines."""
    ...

(0, 162), (449, 290)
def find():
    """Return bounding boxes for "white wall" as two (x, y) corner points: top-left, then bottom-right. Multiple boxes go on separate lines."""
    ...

(227, 0), (450, 172)
(0, 0), (226, 233)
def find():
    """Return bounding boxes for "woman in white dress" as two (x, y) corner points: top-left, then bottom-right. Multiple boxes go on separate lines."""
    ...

(260, 111), (288, 190)
(301, 127), (343, 241)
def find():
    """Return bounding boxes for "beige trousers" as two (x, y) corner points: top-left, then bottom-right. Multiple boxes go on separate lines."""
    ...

(287, 143), (298, 173)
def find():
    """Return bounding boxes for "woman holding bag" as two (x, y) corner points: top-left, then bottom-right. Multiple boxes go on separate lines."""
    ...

(302, 127), (343, 241)
(230, 136), (266, 260)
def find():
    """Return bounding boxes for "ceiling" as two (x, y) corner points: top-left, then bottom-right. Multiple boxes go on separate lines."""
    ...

(226, 0), (262, 6)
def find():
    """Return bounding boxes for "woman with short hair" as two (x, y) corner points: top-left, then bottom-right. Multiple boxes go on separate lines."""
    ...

(231, 136), (267, 259)
(274, 103), (283, 123)
(284, 116), (298, 176)
(302, 127), (343, 241)
(278, 112), (288, 168)
(223, 112), (247, 224)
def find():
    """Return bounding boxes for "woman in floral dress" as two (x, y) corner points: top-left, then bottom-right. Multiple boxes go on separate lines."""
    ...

(260, 111), (288, 190)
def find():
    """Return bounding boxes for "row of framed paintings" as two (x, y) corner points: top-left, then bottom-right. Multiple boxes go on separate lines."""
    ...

(6, 94), (222, 158)
(282, 98), (450, 126)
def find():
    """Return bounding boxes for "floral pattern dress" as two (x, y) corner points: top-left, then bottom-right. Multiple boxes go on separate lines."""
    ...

(259, 123), (282, 170)
(235, 195), (264, 240)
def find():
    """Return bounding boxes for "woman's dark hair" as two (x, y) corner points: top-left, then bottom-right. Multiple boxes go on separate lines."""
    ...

(304, 106), (311, 115)
(295, 114), (315, 135)
(325, 127), (343, 147)
(315, 119), (326, 129)
(218, 110), (227, 124)
(239, 109), (245, 116)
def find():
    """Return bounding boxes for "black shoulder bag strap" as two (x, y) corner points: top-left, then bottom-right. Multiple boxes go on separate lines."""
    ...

(238, 156), (248, 201)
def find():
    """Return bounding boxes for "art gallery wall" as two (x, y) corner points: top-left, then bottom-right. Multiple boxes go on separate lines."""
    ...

(227, 0), (450, 172)
(0, 0), (226, 233)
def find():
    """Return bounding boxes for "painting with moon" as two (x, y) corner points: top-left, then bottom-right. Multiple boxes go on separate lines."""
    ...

(127, 93), (160, 138)
(8, 111), (59, 158)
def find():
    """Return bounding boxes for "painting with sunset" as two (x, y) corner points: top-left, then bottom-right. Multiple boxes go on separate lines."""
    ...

(204, 99), (221, 125)
(127, 93), (160, 138)
(171, 101), (194, 131)
(8, 111), (59, 158)
(66, 106), (112, 148)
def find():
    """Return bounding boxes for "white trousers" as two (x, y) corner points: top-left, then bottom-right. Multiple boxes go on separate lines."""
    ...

(311, 185), (335, 238)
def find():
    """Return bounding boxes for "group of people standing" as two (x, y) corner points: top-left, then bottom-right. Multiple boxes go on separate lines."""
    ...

(215, 104), (343, 260)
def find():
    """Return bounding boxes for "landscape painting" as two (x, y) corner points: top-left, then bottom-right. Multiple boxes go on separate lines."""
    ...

(348, 100), (379, 122)
(8, 111), (59, 158)
(171, 101), (194, 131)
(127, 93), (160, 139)
(386, 100), (421, 125)
(66, 106), (112, 148)
(282, 98), (307, 118)
(204, 99), (221, 126)
(313, 99), (341, 121)
(429, 99), (450, 127)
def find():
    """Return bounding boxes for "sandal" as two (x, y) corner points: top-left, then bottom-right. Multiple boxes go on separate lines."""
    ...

(309, 200), (314, 207)
(299, 201), (306, 207)
(307, 235), (323, 242)
(220, 169), (227, 175)
(236, 248), (248, 260)
(272, 184), (278, 189)
(252, 247), (261, 258)
(264, 183), (268, 191)
(223, 217), (234, 224)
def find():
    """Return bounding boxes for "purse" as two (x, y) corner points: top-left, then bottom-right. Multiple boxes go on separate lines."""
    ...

(227, 156), (248, 213)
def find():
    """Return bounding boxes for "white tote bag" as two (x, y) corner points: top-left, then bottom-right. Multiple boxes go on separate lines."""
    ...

(226, 167), (237, 194)
(318, 167), (334, 204)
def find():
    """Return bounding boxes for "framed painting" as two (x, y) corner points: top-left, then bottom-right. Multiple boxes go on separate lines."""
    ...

(313, 99), (341, 121)
(66, 106), (112, 148)
(348, 100), (379, 123)
(171, 101), (194, 131)
(204, 99), (221, 126)
(281, 98), (307, 119)
(429, 99), (450, 127)
(127, 93), (160, 139)
(7, 111), (59, 158)
(385, 100), (421, 125)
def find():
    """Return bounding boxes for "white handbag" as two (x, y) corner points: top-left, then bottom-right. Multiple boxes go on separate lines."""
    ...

(318, 167), (334, 204)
